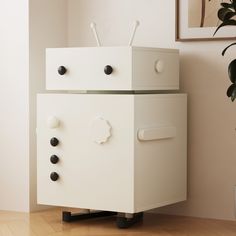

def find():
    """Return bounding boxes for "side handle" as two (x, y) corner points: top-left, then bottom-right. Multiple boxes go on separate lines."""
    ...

(138, 126), (176, 141)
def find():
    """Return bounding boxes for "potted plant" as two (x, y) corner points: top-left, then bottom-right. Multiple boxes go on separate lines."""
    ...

(213, 0), (236, 101)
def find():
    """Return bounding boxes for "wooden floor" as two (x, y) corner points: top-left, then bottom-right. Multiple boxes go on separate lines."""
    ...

(0, 208), (236, 236)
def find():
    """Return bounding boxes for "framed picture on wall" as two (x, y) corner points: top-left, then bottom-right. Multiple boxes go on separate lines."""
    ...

(176, 0), (236, 41)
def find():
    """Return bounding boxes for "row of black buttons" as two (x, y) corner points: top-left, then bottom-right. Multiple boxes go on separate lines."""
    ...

(58, 65), (113, 76)
(50, 137), (60, 181)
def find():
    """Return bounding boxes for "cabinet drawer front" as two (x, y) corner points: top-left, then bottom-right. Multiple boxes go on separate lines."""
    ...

(46, 47), (179, 91)
(37, 94), (134, 212)
(46, 47), (132, 90)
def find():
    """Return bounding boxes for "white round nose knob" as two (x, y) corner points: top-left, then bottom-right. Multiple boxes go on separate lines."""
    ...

(47, 116), (60, 129)
(90, 117), (112, 144)
(155, 60), (165, 73)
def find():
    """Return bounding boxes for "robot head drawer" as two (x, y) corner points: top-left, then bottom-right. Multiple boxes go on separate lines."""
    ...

(46, 46), (179, 91)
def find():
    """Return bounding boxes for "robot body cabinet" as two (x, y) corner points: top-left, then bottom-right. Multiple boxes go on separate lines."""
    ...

(37, 43), (187, 226)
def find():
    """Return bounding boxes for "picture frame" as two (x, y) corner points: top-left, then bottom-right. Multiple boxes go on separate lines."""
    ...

(175, 0), (236, 41)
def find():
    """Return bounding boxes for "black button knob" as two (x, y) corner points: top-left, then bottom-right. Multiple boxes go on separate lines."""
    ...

(50, 155), (59, 164)
(58, 66), (67, 75)
(104, 65), (113, 75)
(50, 172), (59, 181)
(50, 137), (59, 147)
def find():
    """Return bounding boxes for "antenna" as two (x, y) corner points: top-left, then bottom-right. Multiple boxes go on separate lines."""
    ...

(90, 22), (101, 47)
(128, 20), (140, 46)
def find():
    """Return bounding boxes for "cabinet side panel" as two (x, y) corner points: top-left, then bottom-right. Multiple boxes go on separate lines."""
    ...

(134, 94), (187, 212)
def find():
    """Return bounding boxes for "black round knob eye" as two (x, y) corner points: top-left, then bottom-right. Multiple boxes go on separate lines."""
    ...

(50, 137), (59, 147)
(104, 65), (113, 75)
(50, 172), (59, 181)
(58, 66), (67, 75)
(50, 155), (59, 164)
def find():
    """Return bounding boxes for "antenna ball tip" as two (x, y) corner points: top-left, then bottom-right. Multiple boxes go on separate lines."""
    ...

(90, 22), (96, 28)
(135, 20), (140, 26)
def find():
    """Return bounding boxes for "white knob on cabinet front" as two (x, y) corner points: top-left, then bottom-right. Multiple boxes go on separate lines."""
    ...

(47, 116), (60, 129)
(90, 117), (112, 144)
(155, 60), (165, 73)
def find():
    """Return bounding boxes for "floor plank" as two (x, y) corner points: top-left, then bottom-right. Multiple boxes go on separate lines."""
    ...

(0, 209), (235, 236)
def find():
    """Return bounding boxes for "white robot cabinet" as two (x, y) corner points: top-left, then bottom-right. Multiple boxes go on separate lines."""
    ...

(37, 25), (187, 228)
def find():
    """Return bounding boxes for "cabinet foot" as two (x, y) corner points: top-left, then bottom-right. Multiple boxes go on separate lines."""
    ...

(116, 212), (144, 229)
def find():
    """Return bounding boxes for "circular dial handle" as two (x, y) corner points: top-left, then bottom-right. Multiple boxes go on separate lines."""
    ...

(104, 65), (113, 75)
(50, 137), (59, 147)
(50, 172), (59, 181)
(154, 60), (165, 73)
(58, 66), (67, 75)
(90, 117), (112, 144)
(50, 155), (59, 164)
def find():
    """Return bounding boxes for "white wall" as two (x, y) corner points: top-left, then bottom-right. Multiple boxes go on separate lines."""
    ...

(68, 0), (236, 220)
(0, 0), (67, 212)
(29, 0), (67, 211)
(0, 0), (29, 212)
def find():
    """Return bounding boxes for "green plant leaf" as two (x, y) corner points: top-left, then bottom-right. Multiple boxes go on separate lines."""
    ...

(222, 42), (236, 56)
(228, 59), (236, 83)
(224, 11), (236, 21)
(213, 19), (236, 35)
(221, 3), (234, 9)
(218, 8), (233, 21)
(231, 87), (236, 101)
(233, 0), (236, 11)
(227, 84), (235, 97)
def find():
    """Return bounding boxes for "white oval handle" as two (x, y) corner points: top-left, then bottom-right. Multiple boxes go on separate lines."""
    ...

(138, 126), (176, 141)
